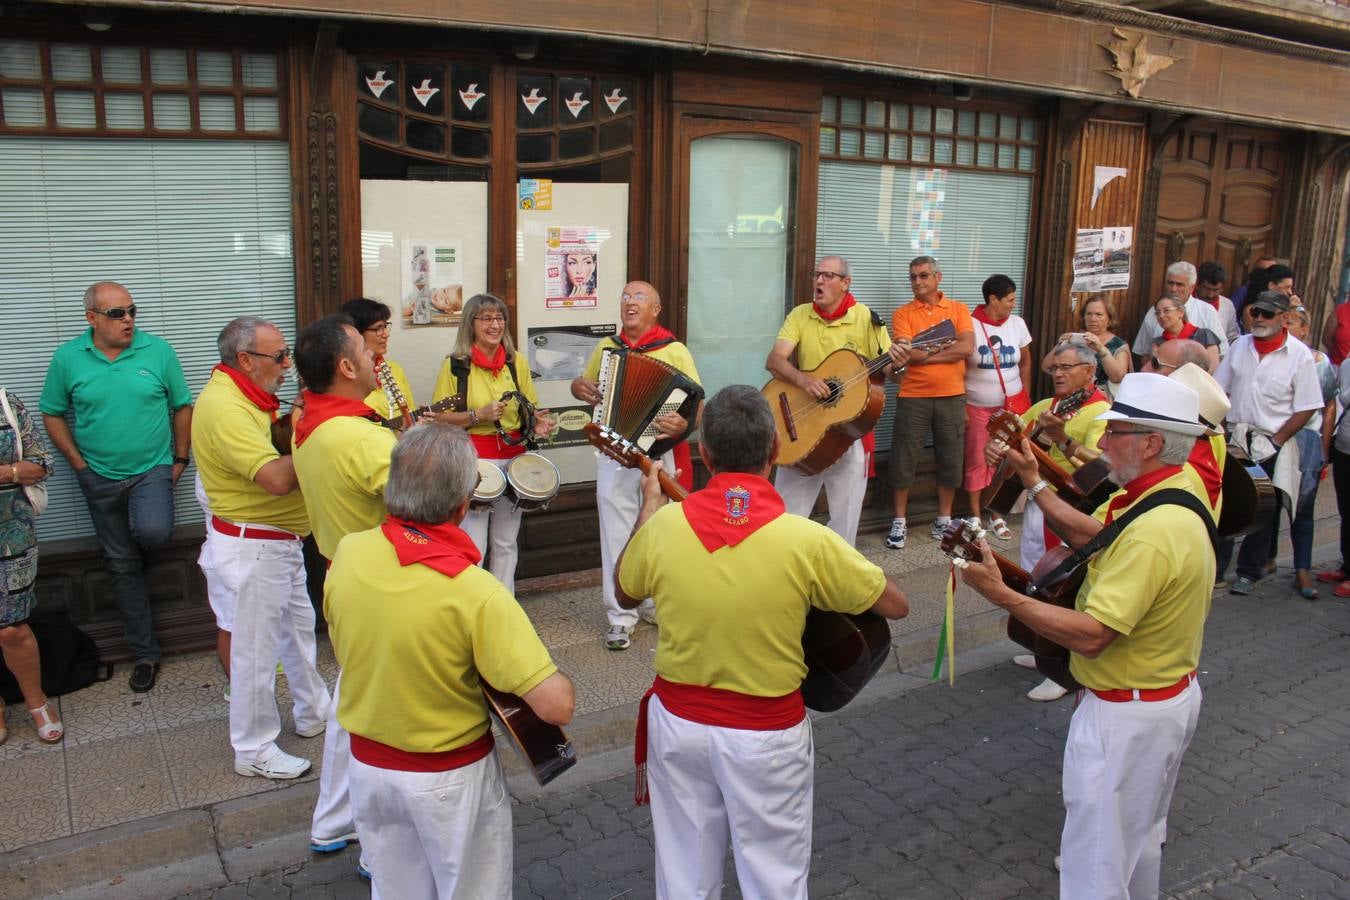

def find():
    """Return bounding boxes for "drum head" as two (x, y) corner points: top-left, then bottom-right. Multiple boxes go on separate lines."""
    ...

(506, 452), (560, 501)
(474, 459), (506, 502)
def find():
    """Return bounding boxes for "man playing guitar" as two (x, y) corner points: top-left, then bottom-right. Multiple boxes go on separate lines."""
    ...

(958, 373), (1214, 900)
(615, 385), (907, 899)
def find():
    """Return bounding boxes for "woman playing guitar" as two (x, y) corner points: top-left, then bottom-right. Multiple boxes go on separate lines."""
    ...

(342, 298), (416, 423)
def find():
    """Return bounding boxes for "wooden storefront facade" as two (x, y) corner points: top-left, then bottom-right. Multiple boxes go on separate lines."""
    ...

(3, 0), (1348, 656)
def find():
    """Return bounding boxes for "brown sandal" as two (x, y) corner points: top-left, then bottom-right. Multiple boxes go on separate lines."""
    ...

(28, 701), (63, 744)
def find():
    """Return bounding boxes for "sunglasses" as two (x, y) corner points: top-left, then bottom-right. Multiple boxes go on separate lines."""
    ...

(242, 348), (291, 364)
(1249, 307), (1281, 320)
(92, 305), (137, 320)
(1148, 356), (1178, 372)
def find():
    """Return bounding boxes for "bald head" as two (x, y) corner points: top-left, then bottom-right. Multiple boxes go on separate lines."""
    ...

(1149, 338), (1211, 374)
(620, 280), (662, 338)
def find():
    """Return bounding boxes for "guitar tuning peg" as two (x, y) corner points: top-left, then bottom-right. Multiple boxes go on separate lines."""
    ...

(951, 558), (969, 570)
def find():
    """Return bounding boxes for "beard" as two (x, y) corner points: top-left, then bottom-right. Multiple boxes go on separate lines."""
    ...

(1250, 320), (1280, 338)
(1103, 450), (1143, 487)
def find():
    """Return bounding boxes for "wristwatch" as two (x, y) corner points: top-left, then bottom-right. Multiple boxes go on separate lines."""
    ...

(1027, 479), (1052, 501)
(173, 456), (190, 466)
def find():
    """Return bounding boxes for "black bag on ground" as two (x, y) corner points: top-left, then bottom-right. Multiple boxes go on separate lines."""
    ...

(0, 608), (114, 704)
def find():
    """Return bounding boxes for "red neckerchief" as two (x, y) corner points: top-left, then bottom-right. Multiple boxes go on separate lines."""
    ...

(634, 676), (803, 805)
(812, 291), (857, 322)
(1103, 464), (1183, 524)
(1188, 438), (1222, 508)
(679, 472), (786, 552)
(618, 325), (677, 352)
(379, 515), (482, 576)
(471, 344), (507, 376)
(1253, 329), (1287, 357)
(1161, 322), (1198, 341)
(212, 364), (280, 419)
(293, 390), (381, 447)
(971, 304), (1008, 326)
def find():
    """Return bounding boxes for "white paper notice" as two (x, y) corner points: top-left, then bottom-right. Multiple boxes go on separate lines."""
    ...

(1091, 166), (1128, 209)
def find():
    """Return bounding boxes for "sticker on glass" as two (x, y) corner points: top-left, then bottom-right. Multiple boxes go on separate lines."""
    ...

(521, 88), (547, 115)
(366, 70), (393, 98)
(564, 91), (590, 118)
(459, 82), (485, 110)
(412, 78), (440, 107)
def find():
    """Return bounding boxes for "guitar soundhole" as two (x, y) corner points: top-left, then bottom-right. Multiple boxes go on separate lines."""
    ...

(823, 378), (843, 407)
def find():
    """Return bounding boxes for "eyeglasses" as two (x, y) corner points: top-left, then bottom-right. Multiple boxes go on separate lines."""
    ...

(1148, 356), (1178, 372)
(475, 315), (506, 324)
(812, 270), (847, 282)
(242, 348), (291, 365)
(908, 272), (936, 281)
(1103, 426), (1153, 438)
(92, 305), (137, 320)
(1046, 363), (1091, 374)
(1154, 306), (1182, 317)
(1249, 307), (1280, 320)
(365, 322), (392, 335)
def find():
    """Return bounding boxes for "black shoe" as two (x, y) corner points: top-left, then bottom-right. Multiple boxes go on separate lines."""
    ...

(129, 661), (160, 693)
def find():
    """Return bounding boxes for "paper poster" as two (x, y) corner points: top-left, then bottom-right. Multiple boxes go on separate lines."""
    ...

(519, 178), (553, 210)
(1071, 228), (1104, 293)
(1091, 166), (1128, 209)
(526, 324), (617, 382)
(1100, 227), (1133, 290)
(544, 226), (602, 309)
(401, 239), (464, 327)
(907, 168), (948, 252)
(539, 404), (595, 449)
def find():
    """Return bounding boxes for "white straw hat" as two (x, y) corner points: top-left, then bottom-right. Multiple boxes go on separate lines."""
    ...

(1168, 363), (1229, 437)
(1096, 372), (1207, 437)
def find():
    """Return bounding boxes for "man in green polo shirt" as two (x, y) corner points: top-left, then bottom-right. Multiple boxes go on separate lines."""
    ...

(41, 281), (193, 692)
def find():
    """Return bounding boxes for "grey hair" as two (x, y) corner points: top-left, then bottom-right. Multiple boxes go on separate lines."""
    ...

(910, 255), (942, 274)
(819, 255), (852, 278)
(217, 316), (273, 365)
(701, 385), (776, 473)
(1050, 340), (1097, 366)
(1157, 429), (1195, 465)
(451, 293), (515, 361)
(1155, 296), (1189, 323)
(384, 423), (478, 524)
(83, 281), (129, 310)
(1165, 260), (1197, 285)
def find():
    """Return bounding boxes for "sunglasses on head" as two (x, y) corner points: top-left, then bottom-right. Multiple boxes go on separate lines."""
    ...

(92, 305), (137, 320)
(1249, 307), (1281, 320)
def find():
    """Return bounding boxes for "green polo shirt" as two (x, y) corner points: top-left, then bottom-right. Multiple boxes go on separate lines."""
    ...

(40, 328), (192, 480)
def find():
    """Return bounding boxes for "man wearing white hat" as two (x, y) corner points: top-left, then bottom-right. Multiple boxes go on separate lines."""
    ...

(959, 372), (1214, 900)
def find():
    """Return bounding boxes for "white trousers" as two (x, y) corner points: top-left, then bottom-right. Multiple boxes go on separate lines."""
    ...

(206, 527), (330, 763)
(350, 750), (512, 900)
(462, 456), (524, 595)
(774, 441), (866, 546)
(311, 676), (357, 843)
(646, 696), (814, 900)
(1020, 499), (1047, 571)
(596, 454), (667, 628)
(1060, 682), (1202, 900)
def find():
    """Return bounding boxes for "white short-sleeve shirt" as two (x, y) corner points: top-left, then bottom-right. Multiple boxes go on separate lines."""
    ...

(1215, 334), (1324, 435)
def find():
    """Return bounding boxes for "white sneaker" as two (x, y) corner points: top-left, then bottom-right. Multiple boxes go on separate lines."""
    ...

(605, 624), (633, 651)
(638, 605), (658, 626)
(235, 747), (312, 780)
(1054, 854), (1062, 872)
(885, 518), (907, 549)
(930, 517), (952, 540)
(1027, 678), (1068, 702)
(1012, 654), (1037, 670)
(295, 719), (326, 739)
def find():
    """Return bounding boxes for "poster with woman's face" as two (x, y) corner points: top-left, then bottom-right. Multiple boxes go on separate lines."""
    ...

(544, 226), (600, 309)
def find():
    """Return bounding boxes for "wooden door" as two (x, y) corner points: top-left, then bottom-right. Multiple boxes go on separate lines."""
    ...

(1151, 122), (1291, 297)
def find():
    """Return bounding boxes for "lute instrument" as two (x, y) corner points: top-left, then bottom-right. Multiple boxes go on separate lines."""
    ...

(764, 318), (957, 475)
(584, 422), (892, 712)
(482, 681), (576, 786)
(1216, 444), (1277, 539)
(939, 519), (1085, 692)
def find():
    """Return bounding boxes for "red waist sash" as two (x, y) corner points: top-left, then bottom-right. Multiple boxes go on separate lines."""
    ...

(350, 729), (494, 772)
(470, 431), (526, 460)
(633, 675), (805, 804)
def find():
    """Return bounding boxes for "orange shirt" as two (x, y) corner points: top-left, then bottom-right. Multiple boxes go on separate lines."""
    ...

(891, 292), (973, 398)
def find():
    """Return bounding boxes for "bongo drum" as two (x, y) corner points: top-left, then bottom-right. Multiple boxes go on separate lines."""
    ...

(505, 452), (560, 511)
(471, 459), (506, 511)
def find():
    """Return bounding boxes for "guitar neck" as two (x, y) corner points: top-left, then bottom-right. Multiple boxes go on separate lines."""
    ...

(381, 396), (459, 430)
(630, 452), (689, 503)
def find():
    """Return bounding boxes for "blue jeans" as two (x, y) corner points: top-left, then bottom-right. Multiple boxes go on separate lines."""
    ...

(75, 464), (173, 662)
(1288, 429), (1323, 572)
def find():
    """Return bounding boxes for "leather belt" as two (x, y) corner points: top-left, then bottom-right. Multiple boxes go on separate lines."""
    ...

(211, 515), (299, 541)
(1089, 671), (1196, 703)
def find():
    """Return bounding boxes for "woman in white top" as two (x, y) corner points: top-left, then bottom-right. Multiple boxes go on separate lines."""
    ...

(963, 274), (1032, 540)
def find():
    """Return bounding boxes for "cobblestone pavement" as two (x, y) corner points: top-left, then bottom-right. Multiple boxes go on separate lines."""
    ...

(178, 574), (1350, 899)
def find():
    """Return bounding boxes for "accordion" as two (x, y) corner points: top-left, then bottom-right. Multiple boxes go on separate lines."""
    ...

(591, 348), (703, 459)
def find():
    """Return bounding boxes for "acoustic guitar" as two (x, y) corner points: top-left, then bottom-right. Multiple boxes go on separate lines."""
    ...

(764, 318), (957, 475)
(482, 681), (577, 786)
(584, 423), (892, 712)
(939, 519), (1085, 692)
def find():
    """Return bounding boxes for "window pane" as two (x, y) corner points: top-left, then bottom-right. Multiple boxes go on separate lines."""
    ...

(1018, 147), (1035, 171)
(357, 60), (398, 102)
(978, 112), (996, 138)
(1019, 118), (1039, 143)
(686, 136), (795, 398)
(244, 97), (280, 132)
(2, 88), (45, 126)
(558, 76), (594, 124)
(54, 90), (96, 127)
(152, 93), (191, 130)
(820, 95), (837, 122)
(935, 108), (954, 134)
(451, 127), (489, 159)
(406, 63), (446, 117)
(517, 73), (552, 128)
(559, 128), (596, 159)
(956, 140), (974, 166)
(101, 47), (142, 84)
(887, 134), (908, 161)
(196, 50), (234, 87)
(977, 142), (995, 167)
(242, 52), (278, 88)
(911, 136), (931, 163)
(406, 119), (445, 155)
(599, 119), (633, 152)
(998, 145), (1015, 169)
(912, 105), (932, 131)
(106, 92), (145, 129)
(934, 138), (953, 165)
(819, 126), (836, 155)
(357, 102), (399, 142)
(889, 103), (907, 130)
(598, 77), (633, 119)
(957, 109), (976, 137)
(839, 96), (862, 125)
(864, 132), (884, 159)
(51, 44), (92, 82)
(200, 95), (236, 131)
(452, 66), (491, 122)
(150, 49), (189, 85)
(999, 114), (1018, 140)
(865, 100), (885, 127)
(0, 41), (41, 79)
(516, 132), (552, 163)
(839, 129), (860, 156)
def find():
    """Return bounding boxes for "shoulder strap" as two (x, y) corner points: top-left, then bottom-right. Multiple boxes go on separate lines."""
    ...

(1029, 488), (1215, 593)
(449, 356), (471, 413)
(504, 354), (521, 391)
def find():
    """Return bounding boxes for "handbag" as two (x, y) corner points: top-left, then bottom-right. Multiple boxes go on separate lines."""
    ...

(0, 389), (49, 515)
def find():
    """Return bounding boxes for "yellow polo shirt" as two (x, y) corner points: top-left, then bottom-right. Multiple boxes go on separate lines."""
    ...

(1071, 469), (1213, 691)
(776, 302), (890, 372)
(364, 358), (415, 421)
(293, 413), (397, 559)
(431, 354), (540, 435)
(1022, 395), (1110, 473)
(618, 505), (885, 696)
(191, 369), (309, 535)
(582, 338), (701, 385)
(326, 526), (557, 752)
